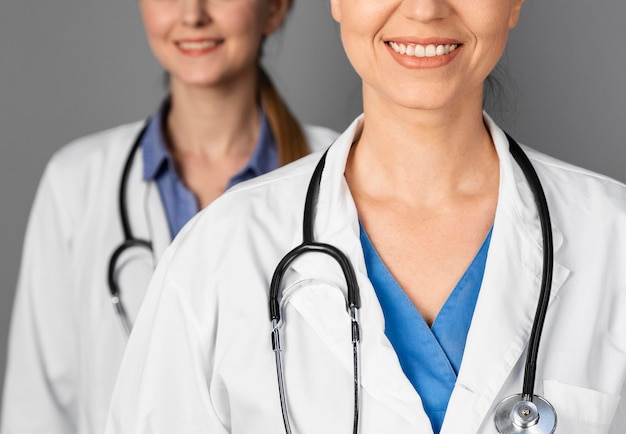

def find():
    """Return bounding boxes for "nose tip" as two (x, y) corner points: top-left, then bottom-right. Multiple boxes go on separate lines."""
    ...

(400, 0), (451, 22)
(181, 0), (210, 27)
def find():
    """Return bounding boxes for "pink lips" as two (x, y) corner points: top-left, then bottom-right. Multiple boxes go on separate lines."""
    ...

(175, 38), (222, 56)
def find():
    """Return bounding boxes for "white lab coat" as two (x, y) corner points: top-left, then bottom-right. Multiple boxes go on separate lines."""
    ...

(0, 120), (338, 434)
(106, 114), (626, 434)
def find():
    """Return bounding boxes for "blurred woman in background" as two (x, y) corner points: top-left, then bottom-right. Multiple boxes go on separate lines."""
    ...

(0, 0), (337, 433)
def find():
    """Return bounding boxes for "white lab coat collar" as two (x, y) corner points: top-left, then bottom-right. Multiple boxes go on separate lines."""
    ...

(287, 113), (571, 432)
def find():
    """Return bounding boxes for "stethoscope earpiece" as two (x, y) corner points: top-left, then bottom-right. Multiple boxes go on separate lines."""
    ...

(495, 394), (556, 434)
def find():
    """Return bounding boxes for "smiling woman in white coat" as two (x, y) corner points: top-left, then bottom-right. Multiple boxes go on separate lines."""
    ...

(0, 0), (338, 433)
(105, 0), (626, 433)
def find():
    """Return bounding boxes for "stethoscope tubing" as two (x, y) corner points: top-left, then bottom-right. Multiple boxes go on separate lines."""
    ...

(269, 134), (556, 434)
(108, 123), (153, 339)
(269, 150), (361, 322)
(506, 134), (554, 401)
(269, 150), (362, 434)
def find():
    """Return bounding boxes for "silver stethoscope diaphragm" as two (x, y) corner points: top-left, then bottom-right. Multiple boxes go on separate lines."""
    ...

(495, 394), (557, 434)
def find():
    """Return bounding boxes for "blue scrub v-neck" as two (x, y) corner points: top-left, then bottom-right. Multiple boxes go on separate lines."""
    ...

(360, 225), (492, 433)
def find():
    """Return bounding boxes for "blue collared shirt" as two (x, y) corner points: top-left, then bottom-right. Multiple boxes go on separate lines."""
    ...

(360, 225), (492, 433)
(141, 102), (278, 238)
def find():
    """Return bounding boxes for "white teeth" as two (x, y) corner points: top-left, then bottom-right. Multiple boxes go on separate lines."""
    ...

(178, 40), (218, 50)
(389, 42), (459, 58)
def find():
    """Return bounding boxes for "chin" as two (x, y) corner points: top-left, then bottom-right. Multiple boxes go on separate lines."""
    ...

(392, 92), (455, 112)
(170, 73), (221, 89)
(390, 84), (481, 113)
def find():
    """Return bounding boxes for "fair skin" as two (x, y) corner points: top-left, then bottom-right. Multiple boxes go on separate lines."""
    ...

(332, 0), (524, 325)
(139, 0), (291, 207)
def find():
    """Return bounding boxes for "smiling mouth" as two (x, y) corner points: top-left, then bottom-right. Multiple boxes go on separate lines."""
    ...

(176, 39), (222, 50)
(387, 42), (460, 58)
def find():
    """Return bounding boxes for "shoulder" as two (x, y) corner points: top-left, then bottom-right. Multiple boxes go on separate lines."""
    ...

(519, 144), (626, 265)
(40, 121), (144, 196)
(34, 121), (145, 223)
(158, 154), (324, 327)
(484, 113), (626, 218)
(190, 151), (322, 233)
(157, 156), (318, 315)
(524, 145), (626, 211)
(47, 121), (144, 174)
(172, 121), (353, 259)
(229, 150), (323, 194)
(302, 124), (340, 153)
(168, 151), (323, 272)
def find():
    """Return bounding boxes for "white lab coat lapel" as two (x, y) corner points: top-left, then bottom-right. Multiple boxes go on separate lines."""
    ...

(287, 116), (433, 431)
(441, 118), (570, 433)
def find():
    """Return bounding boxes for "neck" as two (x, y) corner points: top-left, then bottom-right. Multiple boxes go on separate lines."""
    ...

(165, 73), (260, 160)
(347, 87), (498, 205)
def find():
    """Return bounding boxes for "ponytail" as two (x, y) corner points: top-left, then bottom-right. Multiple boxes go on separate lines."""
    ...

(258, 67), (309, 166)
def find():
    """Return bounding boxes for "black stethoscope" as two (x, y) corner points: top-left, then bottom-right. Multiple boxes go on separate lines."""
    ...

(269, 134), (557, 434)
(107, 124), (153, 339)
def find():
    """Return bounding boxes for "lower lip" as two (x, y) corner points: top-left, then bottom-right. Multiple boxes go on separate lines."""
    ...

(176, 42), (220, 57)
(386, 43), (461, 69)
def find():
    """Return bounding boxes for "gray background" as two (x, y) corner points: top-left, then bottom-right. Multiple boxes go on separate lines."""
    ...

(0, 0), (624, 410)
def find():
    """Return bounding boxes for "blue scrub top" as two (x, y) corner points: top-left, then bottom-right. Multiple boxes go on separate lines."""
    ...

(141, 100), (278, 238)
(360, 225), (492, 433)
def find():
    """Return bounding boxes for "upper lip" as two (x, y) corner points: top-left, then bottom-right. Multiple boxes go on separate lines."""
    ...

(175, 37), (223, 44)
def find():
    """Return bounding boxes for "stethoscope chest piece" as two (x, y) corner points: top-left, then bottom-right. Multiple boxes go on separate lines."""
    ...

(495, 394), (556, 434)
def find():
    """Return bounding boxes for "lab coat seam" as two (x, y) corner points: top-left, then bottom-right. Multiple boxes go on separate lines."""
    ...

(302, 124), (340, 153)
(42, 122), (146, 254)
(51, 121), (145, 167)
(527, 151), (626, 190)
(224, 164), (315, 197)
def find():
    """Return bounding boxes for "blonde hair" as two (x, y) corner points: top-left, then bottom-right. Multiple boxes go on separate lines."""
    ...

(258, 67), (308, 166)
